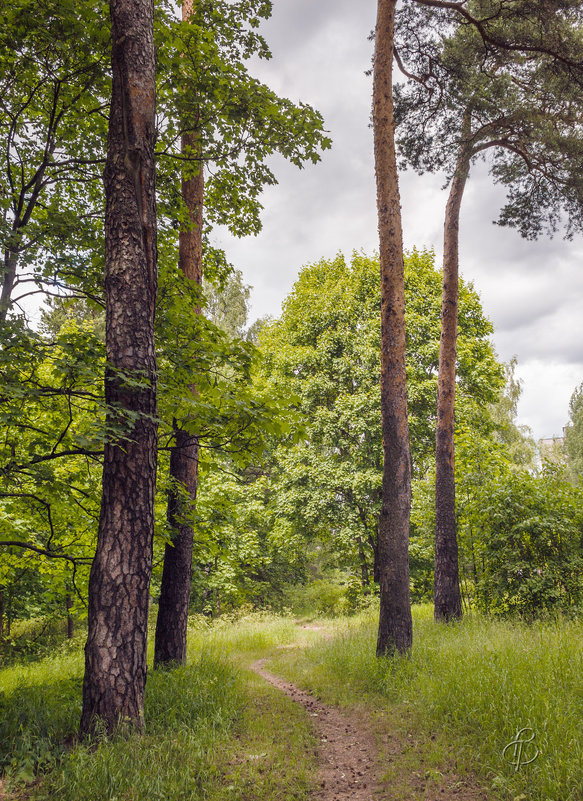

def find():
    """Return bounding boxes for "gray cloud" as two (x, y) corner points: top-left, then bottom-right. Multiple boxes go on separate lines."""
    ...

(214, 2), (582, 439)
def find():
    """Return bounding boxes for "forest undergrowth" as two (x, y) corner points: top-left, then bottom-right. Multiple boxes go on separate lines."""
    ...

(0, 608), (580, 800)
(0, 613), (315, 801)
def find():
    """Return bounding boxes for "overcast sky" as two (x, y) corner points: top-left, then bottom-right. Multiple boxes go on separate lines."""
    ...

(213, 0), (583, 441)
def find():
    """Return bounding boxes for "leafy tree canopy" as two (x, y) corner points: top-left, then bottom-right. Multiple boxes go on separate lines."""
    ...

(565, 382), (583, 480)
(257, 249), (503, 583)
(0, 0), (109, 319)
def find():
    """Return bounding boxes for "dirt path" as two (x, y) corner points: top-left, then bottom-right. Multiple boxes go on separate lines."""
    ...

(250, 658), (379, 801)
(250, 624), (492, 801)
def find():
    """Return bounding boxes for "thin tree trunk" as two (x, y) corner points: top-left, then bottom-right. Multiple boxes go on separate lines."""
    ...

(434, 114), (471, 623)
(0, 590), (4, 640)
(154, 424), (199, 665)
(373, 0), (412, 657)
(66, 591), (74, 639)
(80, 0), (158, 736)
(6, 589), (11, 637)
(356, 506), (372, 591)
(0, 249), (18, 324)
(367, 532), (380, 583)
(356, 535), (370, 591)
(153, 0), (203, 668)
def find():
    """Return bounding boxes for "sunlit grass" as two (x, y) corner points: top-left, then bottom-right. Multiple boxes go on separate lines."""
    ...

(0, 611), (317, 800)
(32, 655), (243, 801)
(186, 609), (301, 662)
(269, 604), (583, 801)
(5, 606), (580, 800)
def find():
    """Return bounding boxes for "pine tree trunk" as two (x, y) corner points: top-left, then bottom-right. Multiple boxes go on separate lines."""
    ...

(153, 0), (203, 667)
(80, 0), (158, 736)
(373, 0), (413, 657)
(154, 424), (199, 665)
(66, 592), (74, 639)
(434, 116), (471, 623)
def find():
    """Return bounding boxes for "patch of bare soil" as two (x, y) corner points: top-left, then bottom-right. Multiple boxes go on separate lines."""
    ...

(251, 658), (378, 800)
(0, 779), (17, 801)
(296, 623), (331, 634)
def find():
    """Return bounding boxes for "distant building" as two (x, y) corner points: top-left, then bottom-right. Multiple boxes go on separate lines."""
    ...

(539, 435), (566, 463)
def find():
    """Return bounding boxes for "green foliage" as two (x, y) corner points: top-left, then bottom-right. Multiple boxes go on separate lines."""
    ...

(410, 358), (559, 611)
(0, 0), (109, 312)
(394, 2), (583, 239)
(475, 465), (583, 618)
(155, 0), (331, 242)
(188, 467), (307, 613)
(282, 574), (372, 617)
(0, 0), (331, 316)
(413, 427), (583, 618)
(489, 357), (537, 468)
(204, 269), (251, 339)
(0, 316), (105, 628)
(151, 256), (305, 613)
(0, 0), (331, 630)
(0, 615), (81, 668)
(0, 260), (296, 632)
(258, 249), (502, 587)
(564, 381), (583, 480)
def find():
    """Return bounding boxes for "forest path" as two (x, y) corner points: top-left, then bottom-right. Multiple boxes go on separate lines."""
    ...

(249, 621), (492, 801)
(250, 656), (379, 801)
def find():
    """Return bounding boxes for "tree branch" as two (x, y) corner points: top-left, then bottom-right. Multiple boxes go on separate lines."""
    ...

(0, 540), (92, 565)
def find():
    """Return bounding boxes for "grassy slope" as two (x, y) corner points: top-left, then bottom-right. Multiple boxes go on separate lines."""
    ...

(268, 605), (583, 801)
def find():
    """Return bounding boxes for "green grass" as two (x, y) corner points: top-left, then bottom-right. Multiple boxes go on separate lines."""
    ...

(0, 616), (87, 669)
(0, 649), (84, 783)
(185, 609), (303, 662)
(268, 604), (583, 801)
(0, 612), (317, 801)
(4, 607), (581, 800)
(202, 671), (316, 801)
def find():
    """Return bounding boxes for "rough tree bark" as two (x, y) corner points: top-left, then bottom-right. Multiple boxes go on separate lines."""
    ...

(80, 0), (158, 736)
(153, 0), (203, 668)
(373, 0), (413, 656)
(434, 113), (471, 623)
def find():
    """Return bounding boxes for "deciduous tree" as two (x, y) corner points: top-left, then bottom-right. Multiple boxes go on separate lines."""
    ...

(565, 382), (583, 481)
(259, 250), (502, 603)
(153, 0), (330, 665)
(0, 0), (108, 324)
